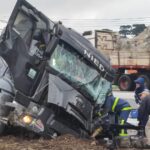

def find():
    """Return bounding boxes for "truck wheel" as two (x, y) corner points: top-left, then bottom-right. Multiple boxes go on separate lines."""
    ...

(118, 75), (132, 91)
(139, 74), (150, 89)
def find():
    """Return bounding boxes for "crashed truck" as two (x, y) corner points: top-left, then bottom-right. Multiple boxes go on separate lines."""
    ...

(0, 0), (146, 146)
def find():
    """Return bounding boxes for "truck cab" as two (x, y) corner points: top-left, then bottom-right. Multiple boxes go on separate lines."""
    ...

(0, 0), (115, 137)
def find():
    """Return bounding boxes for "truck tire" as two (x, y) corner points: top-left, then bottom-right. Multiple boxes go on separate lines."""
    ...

(118, 74), (132, 91)
(139, 74), (150, 89)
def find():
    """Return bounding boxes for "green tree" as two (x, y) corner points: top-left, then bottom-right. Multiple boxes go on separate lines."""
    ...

(131, 24), (146, 36)
(119, 25), (132, 38)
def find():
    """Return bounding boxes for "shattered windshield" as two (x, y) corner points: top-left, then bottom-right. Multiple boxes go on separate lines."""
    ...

(49, 42), (111, 105)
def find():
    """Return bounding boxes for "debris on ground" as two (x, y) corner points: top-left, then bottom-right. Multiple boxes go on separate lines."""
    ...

(0, 134), (105, 150)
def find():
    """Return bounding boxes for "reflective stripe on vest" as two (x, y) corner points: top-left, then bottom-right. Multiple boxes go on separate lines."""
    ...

(112, 97), (119, 112)
(121, 107), (132, 111)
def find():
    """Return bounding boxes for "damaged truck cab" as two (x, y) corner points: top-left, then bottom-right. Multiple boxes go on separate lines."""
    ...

(0, 0), (115, 137)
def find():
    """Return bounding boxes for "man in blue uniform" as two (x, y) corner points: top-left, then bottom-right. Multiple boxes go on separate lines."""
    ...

(103, 91), (132, 136)
(134, 77), (149, 104)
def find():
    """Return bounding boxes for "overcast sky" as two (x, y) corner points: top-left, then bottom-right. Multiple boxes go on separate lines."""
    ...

(0, 0), (150, 33)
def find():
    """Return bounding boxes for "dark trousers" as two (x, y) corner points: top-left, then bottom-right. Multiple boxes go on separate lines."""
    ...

(138, 114), (149, 137)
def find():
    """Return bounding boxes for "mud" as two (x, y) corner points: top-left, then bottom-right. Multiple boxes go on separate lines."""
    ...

(0, 128), (146, 150)
(0, 120), (149, 150)
(0, 134), (104, 150)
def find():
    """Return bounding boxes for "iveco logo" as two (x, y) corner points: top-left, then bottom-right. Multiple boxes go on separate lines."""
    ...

(84, 49), (105, 72)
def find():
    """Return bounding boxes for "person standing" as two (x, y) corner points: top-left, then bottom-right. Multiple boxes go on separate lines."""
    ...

(137, 91), (150, 137)
(134, 77), (149, 105)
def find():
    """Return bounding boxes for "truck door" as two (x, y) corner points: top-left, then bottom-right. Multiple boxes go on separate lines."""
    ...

(0, 1), (53, 97)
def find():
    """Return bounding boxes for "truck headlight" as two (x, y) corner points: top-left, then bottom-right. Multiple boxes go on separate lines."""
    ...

(22, 115), (33, 124)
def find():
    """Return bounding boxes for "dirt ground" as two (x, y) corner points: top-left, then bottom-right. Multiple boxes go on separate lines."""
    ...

(0, 119), (149, 150)
(0, 133), (105, 150)
(0, 126), (149, 150)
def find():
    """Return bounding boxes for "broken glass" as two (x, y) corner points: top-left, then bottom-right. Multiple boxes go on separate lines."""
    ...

(49, 41), (111, 105)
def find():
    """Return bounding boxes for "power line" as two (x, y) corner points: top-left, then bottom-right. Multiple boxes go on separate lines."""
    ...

(53, 18), (150, 28)
(60, 17), (150, 21)
(1, 17), (150, 23)
(0, 17), (150, 32)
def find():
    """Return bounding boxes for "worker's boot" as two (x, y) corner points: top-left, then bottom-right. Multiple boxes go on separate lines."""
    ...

(118, 136), (131, 148)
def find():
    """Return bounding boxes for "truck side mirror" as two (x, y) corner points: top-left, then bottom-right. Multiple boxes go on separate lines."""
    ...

(82, 31), (92, 36)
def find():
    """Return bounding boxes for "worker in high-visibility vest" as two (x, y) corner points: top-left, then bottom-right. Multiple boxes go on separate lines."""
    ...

(103, 91), (132, 136)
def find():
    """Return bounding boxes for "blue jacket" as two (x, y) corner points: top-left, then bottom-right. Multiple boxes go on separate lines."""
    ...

(103, 95), (132, 121)
(103, 95), (131, 112)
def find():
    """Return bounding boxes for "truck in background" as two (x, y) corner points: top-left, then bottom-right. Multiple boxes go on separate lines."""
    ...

(84, 29), (150, 91)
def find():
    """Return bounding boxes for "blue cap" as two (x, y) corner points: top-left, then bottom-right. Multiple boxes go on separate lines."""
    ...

(134, 77), (145, 85)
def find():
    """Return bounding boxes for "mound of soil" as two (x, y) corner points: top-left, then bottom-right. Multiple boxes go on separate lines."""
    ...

(0, 124), (149, 150)
(0, 134), (104, 150)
